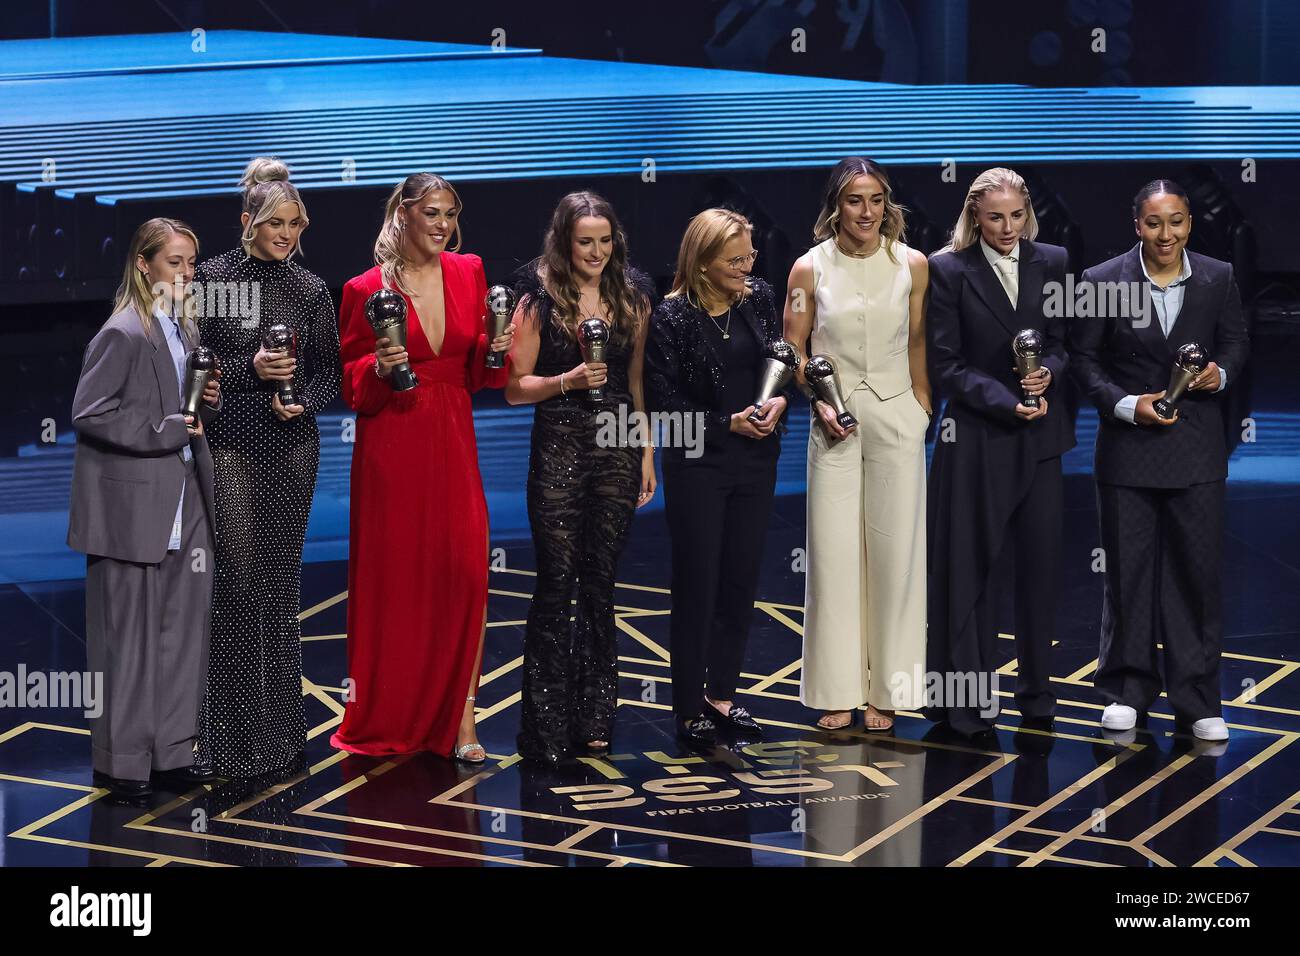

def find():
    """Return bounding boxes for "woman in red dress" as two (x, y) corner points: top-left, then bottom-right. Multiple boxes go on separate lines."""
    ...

(331, 173), (514, 763)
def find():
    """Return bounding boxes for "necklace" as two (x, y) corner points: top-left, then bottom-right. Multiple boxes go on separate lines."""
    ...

(708, 306), (732, 340)
(836, 236), (881, 259)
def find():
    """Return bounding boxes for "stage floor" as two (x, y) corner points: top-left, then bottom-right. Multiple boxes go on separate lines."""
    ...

(1, 344), (1297, 868)
(2, 481), (1298, 868)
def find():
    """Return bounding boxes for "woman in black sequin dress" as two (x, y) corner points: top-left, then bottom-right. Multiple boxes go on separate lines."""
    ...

(506, 191), (656, 764)
(194, 158), (340, 778)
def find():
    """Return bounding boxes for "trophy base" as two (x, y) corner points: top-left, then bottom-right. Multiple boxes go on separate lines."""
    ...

(837, 412), (858, 430)
(1022, 393), (1041, 410)
(390, 368), (419, 392)
(586, 389), (605, 405)
(1153, 399), (1177, 421)
(747, 399), (767, 425)
(485, 351), (505, 370)
(278, 388), (300, 408)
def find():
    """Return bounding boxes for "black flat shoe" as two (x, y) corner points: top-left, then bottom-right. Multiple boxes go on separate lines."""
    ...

(151, 764), (217, 788)
(584, 740), (611, 757)
(704, 700), (762, 737)
(1018, 714), (1055, 732)
(676, 714), (717, 749)
(93, 771), (152, 798)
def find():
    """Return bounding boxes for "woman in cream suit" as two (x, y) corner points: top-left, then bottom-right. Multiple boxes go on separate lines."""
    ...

(784, 157), (931, 731)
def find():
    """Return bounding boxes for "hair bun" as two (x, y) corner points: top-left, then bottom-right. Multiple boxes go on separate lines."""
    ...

(240, 156), (291, 190)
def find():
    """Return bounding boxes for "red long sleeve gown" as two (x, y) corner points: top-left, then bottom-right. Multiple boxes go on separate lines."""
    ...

(330, 253), (508, 757)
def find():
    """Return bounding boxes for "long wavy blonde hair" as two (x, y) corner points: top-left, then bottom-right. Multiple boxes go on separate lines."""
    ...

(374, 173), (464, 293)
(943, 166), (1039, 252)
(667, 208), (754, 307)
(111, 217), (200, 337)
(239, 156), (309, 257)
(812, 157), (908, 265)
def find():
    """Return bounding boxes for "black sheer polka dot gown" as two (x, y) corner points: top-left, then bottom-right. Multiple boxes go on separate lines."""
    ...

(513, 268), (650, 764)
(194, 250), (340, 778)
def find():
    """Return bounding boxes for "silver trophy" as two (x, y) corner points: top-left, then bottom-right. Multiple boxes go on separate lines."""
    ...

(805, 354), (857, 430)
(181, 346), (218, 419)
(578, 317), (609, 404)
(1154, 342), (1208, 421)
(365, 289), (418, 392)
(1012, 328), (1045, 410)
(748, 339), (798, 425)
(262, 322), (299, 408)
(485, 285), (516, 369)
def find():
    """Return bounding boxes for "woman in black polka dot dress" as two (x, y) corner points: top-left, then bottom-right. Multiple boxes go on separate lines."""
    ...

(195, 158), (341, 778)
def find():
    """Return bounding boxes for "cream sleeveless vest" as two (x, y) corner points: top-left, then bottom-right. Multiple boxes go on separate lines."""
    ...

(809, 236), (913, 400)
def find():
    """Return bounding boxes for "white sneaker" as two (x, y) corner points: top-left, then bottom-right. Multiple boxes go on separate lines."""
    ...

(1101, 703), (1137, 731)
(1192, 717), (1229, 741)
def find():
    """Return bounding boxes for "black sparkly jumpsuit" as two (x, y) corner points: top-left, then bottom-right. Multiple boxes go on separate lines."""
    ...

(516, 285), (641, 763)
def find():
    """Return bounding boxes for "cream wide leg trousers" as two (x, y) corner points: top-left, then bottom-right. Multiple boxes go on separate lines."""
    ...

(801, 385), (929, 711)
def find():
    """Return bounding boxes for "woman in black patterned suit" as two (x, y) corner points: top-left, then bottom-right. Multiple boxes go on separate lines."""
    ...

(646, 208), (792, 747)
(506, 191), (656, 765)
(1070, 179), (1249, 742)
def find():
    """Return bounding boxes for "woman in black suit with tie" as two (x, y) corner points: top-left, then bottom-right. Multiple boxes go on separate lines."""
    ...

(925, 167), (1075, 738)
(1070, 179), (1248, 742)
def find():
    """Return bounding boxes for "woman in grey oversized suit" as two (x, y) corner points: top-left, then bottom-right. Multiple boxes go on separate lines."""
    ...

(67, 217), (222, 799)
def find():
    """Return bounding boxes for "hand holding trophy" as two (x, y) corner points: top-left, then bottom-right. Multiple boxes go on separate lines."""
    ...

(578, 317), (609, 404)
(1012, 328), (1045, 410)
(182, 346), (218, 418)
(748, 339), (798, 425)
(366, 289), (418, 392)
(805, 354), (858, 431)
(262, 322), (299, 409)
(485, 285), (516, 369)
(1153, 342), (1207, 421)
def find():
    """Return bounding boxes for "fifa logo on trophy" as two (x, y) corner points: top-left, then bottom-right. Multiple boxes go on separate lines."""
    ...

(579, 317), (610, 404)
(1012, 328), (1044, 410)
(805, 354), (858, 430)
(262, 322), (299, 408)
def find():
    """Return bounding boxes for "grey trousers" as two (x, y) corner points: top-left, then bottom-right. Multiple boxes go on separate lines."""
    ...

(85, 463), (213, 780)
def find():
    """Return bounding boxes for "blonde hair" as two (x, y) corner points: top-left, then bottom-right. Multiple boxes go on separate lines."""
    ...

(944, 166), (1039, 252)
(813, 157), (908, 264)
(374, 173), (464, 293)
(667, 208), (754, 307)
(111, 217), (200, 337)
(239, 156), (309, 257)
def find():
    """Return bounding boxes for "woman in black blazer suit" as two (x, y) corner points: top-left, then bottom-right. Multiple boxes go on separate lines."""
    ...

(646, 208), (792, 747)
(925, 167), (1075, 738)
(1069, 179), (1248, 742)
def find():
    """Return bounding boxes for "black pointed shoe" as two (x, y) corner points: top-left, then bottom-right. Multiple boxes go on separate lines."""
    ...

(151, 765), (217, 789)
(676, 714), (718, 749)
(705, 700), (762, 737)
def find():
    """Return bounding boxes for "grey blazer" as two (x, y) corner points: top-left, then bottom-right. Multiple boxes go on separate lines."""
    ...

(67, 304), (218, 564)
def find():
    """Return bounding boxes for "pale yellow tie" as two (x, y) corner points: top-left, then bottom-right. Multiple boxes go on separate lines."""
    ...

(993, 255), (1018, 306)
